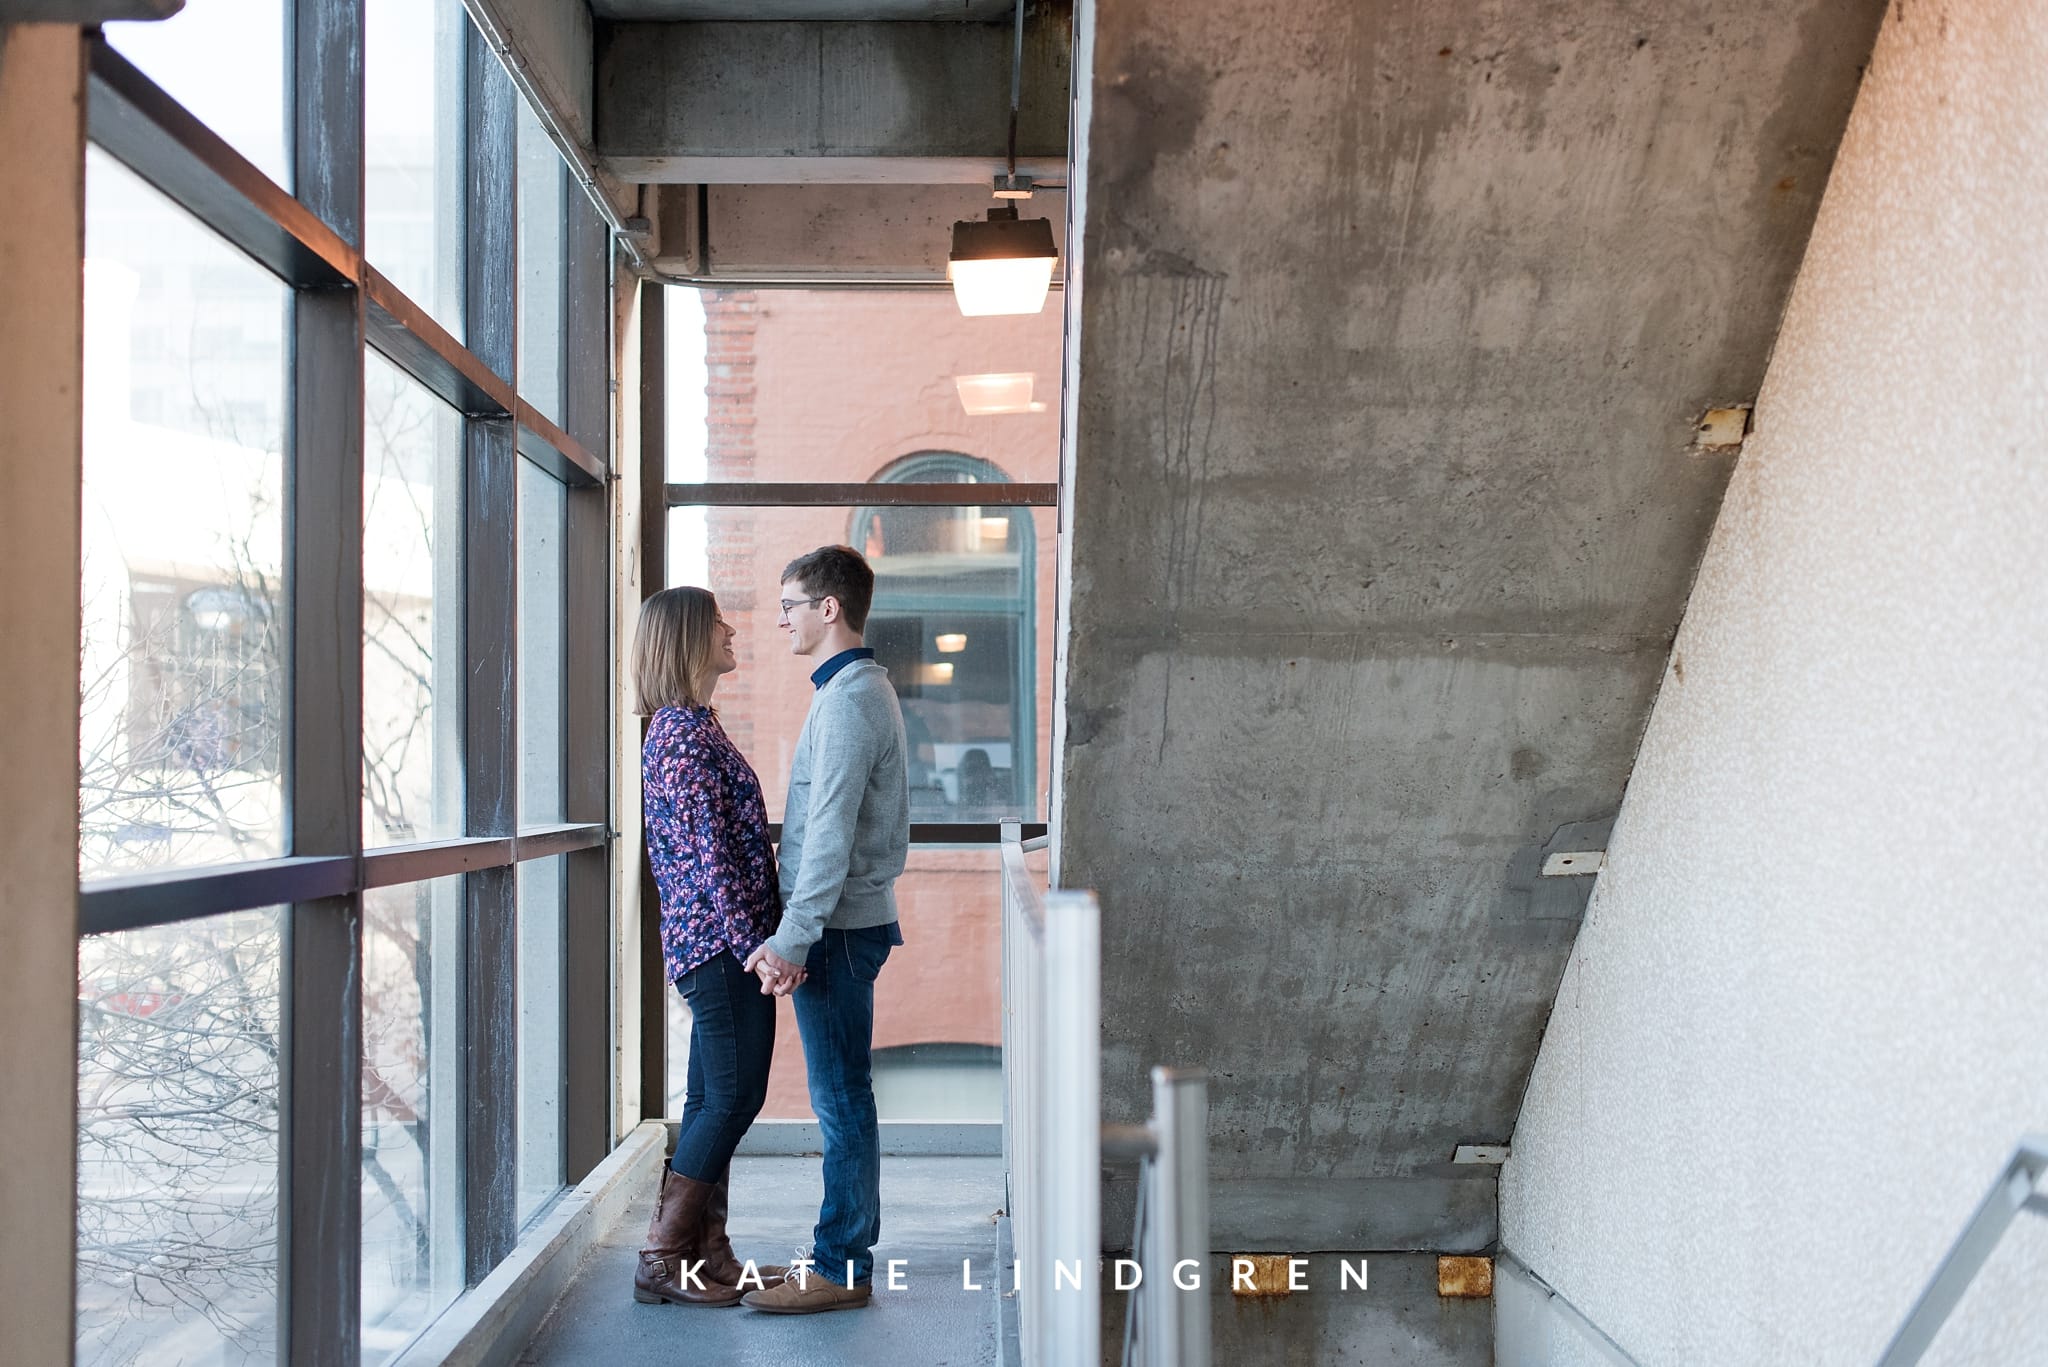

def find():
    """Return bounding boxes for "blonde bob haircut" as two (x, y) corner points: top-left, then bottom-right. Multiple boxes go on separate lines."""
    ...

(632, 586), (723, 713)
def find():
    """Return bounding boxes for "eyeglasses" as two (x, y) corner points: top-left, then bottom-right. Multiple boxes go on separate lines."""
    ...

(777, 596), (825, 617)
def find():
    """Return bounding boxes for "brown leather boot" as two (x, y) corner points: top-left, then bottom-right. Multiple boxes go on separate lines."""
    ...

(633, 1169), (743, 1306)
(703, 1167), (787, 1288)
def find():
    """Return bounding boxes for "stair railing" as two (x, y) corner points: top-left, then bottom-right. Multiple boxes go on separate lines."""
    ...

(999, 825), (1211, 1367)
(1875, 1133), (2048, 1366)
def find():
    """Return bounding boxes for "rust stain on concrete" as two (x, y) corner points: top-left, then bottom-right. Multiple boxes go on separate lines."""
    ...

(1437, 1255), (1494, 1298)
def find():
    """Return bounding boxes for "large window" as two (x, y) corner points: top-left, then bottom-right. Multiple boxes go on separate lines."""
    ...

(79, 7), (614, 1364)
(365, 0), (467, 342)
(360, 877), (466, 1362)
(363, 354), (465, 848)
(75, 908), (284, 1365)
(80, 148), (289, 881)
(105, 0), (288, 189)
(658, 287), (1061, 1128)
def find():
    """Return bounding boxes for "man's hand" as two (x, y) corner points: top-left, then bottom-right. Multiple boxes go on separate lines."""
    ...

(743, 943), (805, 996)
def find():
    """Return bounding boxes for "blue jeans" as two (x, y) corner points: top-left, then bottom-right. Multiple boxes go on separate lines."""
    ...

(669, 949), (776, 1182)
(793, 923), (901, 1285)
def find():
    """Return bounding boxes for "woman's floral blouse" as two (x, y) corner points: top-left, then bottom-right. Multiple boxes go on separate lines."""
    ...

(643, 704), (780, 982)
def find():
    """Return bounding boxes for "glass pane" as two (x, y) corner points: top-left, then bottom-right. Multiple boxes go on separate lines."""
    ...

(665, 504), (1053, 823)
(517, 99), (567, 425)
(364, 353), (465, 846)
(81, 148), (288, 881)
(665, 987), (691, 1119)
(76, 908), (283, 1365)
(663, 286), (1063, 485)
(744, 848), (999, 1123)
(516, 856), (566, 1225)
(362, 876), (466, 1363)
(366, 0), (467, 339)
(519, 460), (567, 824)
(106, 0), (288, 190)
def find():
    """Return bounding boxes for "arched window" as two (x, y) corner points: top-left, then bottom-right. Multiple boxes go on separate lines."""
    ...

(850, 452), (1036, 823)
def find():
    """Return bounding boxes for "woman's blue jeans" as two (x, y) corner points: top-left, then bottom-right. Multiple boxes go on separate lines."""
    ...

(793, 924), (900, 1286)
(668, 948), (777, 1183)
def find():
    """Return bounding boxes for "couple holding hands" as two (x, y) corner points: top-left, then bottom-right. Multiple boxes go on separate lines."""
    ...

(631, 544), (909, 1315)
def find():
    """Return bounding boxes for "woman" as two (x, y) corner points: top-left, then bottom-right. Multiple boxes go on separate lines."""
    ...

(630, 586), (791, 1307)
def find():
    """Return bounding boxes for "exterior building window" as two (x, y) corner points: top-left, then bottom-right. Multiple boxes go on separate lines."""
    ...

(853, 453), (1036, 823)
(74, 13), (606, 1361)
(80, 147), (288, 880)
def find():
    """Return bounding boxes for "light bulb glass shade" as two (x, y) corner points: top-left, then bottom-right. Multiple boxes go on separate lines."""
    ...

(935, 633), (968, 654)
(978, 517), (1010, 543)
(948, 255), (1056, 316)
(922, 662), (956, 685)
(954, 371), (1037, 415)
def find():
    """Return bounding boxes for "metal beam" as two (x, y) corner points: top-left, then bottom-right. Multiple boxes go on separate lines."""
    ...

(659, 182), (1069, 285)
(364, 267), (514, 416)
(667, 482), (1059, 507)
(364, 838), (519, 890)
(562, 197), (615, 1180)
(636, 282), (669, 1124)
(596, 14), (1070, 184)
(80, 857), (360, 935)
(279, 5), (366, 1352)
(87, 37), (354, 286)
(765, 823), (1047, 846)
(463, 25), (522, 1281)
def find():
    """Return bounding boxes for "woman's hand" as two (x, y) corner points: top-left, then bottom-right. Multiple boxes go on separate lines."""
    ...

(743, 942), (806, 996)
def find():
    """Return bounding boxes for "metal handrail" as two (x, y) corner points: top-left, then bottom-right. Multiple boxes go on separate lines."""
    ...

(1111, 1068), (1211, 1367)
(999, 826), (1211, 1367)
(1000, 823), (1100, 1364)
(1875, 1134), (2048, 1366)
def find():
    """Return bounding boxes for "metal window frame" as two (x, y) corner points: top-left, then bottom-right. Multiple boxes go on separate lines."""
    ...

(75, 3), (618, 1360)
(562, 191), (617, 1178)
(635, 284), (671, 1121)
(850, 456), (1044, 821)
(667, 481), (1057, 507)
(280, 6), (369, 1351)
(664, 473), (1059, 845)
(460, 23), (522, 1281)
(639, 306), (1061, 1118)
(85, 38), (607, 484)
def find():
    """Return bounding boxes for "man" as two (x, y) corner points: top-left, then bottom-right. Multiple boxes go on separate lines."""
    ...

(741, 545), (909, 1314)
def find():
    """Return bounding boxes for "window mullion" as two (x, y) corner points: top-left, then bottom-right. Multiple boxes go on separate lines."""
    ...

(563, 181), (617, 1179)
(281, 1), (367, 1364)
(460, 17), (521, 1283)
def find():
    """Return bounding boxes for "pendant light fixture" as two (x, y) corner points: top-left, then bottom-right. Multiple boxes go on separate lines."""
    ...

(949, 0), (1059, 316)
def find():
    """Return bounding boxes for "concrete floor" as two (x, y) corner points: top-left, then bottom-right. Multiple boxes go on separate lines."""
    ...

(519, 1156), (1007, 1366)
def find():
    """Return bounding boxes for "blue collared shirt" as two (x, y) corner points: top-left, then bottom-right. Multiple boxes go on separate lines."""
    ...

(810, 646), (875, 690)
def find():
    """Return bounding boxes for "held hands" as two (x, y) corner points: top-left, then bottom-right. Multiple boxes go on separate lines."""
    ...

(743, 943), (806, 996)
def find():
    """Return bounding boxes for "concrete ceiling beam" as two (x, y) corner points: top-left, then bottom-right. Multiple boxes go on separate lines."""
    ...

(594, 2), (1019, 17)
(647, 180), (1067, 282)
(596, 12), (1070, 184)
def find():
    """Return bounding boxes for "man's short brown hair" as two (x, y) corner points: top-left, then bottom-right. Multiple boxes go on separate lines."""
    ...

(781, 544), (875, 633)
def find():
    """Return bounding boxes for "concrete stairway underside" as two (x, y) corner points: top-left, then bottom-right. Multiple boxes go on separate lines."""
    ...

(1059, 0), (1890, 1257)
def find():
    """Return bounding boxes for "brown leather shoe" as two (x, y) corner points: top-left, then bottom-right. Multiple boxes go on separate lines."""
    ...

(633, 1169), (743, 1307)
(703, 1167), (787, 1287)
(741, 1267), (873, 1314)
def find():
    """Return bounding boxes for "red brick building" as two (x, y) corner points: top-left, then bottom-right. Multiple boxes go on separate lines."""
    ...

(672, 287), (1061, 1120)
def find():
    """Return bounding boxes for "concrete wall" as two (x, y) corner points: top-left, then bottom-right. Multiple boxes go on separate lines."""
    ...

(1501, 1), (2048, 1362)
(0, 21), (84, 1367)
(1057, 0), (1881, 1257)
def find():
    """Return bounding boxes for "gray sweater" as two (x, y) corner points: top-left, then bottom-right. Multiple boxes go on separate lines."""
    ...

(767, 658), (910, 962)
